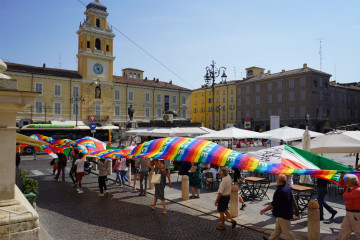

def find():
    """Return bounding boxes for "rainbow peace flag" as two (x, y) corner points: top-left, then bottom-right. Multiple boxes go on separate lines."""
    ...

(128, 137), (360, 183)
(88, 149), (130, 159)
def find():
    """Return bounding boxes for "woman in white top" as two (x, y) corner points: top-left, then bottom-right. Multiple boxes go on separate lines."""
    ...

(119, 158), (129, 187)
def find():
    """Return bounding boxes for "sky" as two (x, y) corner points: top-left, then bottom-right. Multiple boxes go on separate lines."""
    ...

(1, 0), (359, 90)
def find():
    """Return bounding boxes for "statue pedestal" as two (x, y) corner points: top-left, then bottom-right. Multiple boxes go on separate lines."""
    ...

(128, 120), (138, 129)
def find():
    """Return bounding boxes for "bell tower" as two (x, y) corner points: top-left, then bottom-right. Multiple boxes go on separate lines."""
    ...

(76, 0), (115, 82)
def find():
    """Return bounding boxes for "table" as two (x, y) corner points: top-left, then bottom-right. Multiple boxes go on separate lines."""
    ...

(291, 184), (314, 213)
(240, 177), (270, 201)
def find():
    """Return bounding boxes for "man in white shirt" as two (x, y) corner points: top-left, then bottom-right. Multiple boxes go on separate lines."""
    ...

(74, 153), (85, 194)
(215, 168), (236, 230)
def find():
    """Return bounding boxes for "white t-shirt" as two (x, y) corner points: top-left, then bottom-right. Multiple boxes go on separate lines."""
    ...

(119, 158), (128, 171)
(287, 175), (294, 188)
(75, 158), (85, 173)
(203, 168), (217, 180)
(218, 175), (232, 196)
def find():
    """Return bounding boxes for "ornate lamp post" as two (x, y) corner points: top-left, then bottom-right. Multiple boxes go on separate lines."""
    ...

(70, 96), (85, 127)
(204, 60), (227, 130)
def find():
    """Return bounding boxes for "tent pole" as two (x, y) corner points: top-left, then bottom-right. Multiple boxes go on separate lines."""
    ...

(356, 153), (359, 167)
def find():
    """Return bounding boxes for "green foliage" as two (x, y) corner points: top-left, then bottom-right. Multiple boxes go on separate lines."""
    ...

(20, 170), (39, 196)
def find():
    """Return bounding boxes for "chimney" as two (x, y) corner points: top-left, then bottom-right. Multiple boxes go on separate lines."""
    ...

(43, 63), (46, 70)
(153, 77), (155, 81)
(144, 77), (147, 81)
(281, 69), (285, 73)
(169, 80), (172, 84)
(267, 70), (271, 74)
(303, 63), (307, 69)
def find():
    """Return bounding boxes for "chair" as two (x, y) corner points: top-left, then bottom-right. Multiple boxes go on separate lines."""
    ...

(205, 172), (216, 189)
(257, 180), (271, 200)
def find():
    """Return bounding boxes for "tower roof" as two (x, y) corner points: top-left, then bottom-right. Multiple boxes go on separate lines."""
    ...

(86, 0), (107, 12)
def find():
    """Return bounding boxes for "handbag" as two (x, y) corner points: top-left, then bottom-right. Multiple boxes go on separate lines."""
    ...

(189, 165), (197, 173)
(151, 173), (161, 184)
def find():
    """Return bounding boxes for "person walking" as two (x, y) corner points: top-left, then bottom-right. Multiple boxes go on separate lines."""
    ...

(132, 159), (140, 190)
(69, 149), (79, 186)
(113, 158), (122, 185)
(55, 152), (67, 181)
(138, 158), (153, 196)
(149, 160), (172, 214)
(232, 168), (247, 210)
(214, 168), (237, 230)
(119, 158), (129, 187)
(338, 173), (360, 239)
(95, 158), (110, 197)
(260, 174), (295, 240)
(317, 178), (337, 221)
(287, 175), (300, 220)
(189, 162), (202, 198)
(74, 153), (85, 194)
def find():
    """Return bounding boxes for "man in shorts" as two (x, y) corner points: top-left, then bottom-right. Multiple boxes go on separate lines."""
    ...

(214, 168), (236, 230)
(74, 153), (85, 194)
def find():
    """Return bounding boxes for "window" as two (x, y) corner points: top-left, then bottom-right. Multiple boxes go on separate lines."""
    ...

(237, 111), (241, 119)
(300, 90), (306, 100)
(182, 96), (186, 105)
(289, 107), (294, 117)
(208, 90), (211, 95)
(194, 116), (197, 122)
(114, 90), (120, 101)
(35, 82), (43, 95)
(201, 98), (204, 104)
(137, 74), (140, 78)
(237, 87), (241, 94)
(216, 97), (219, 103)
(194, 99), (197, 105)
(237, 98), (241, 105)
(95, 38), (101, 50)
(145, 92), (150, 102)
(319, 78), (323, 87)
(208, 98), (212, 103)
(222, 113), (225, 120)
(246, 110), (250, 117)
(268, 95), (272, 103)
(114, 105), (120, 118)
(201, 107), (204, 113)
(35, 102), (42, 113)
(230, 96), (234, 102)
(278, 81), (282, 89)
(278, 108), (282, 116)
(96, 18), (100, 28)
(106, 45), (109, 52)
(201, 116), (204, 121)
(72, 86), (79, 98)
(95, 104), (101, 118)
(145, 107), (150, 118)
(72, 103), (78, 115)
(229, 105), (234, 110)
(256, 96), (260, 104)
(172, 95), (177, 104)
(256, 84), (260, 92)
(300, 107), (306, 117)
(194, 93), (197, 97)
(246, 86), (250, 93)
(222, 90), (226, 95)
(313, 79), (318, 87)
(194, 108), (197, 113)
(289, 79), (294, 88)
(246, 97), (250, 105)
(248, 70), (253, 76)
(129, 73), (132, 78)
(201, 92), (204, 96)
(230, 89), (234, 94)
(222, 97), (226, 103)
(54, 102), (61, 115)
(208, 106), (212, 112)
(87, 41), (90, 48)
(268, 109), (272, 117)
(230, 112), (234, 120)
(164, 95), (170, 111)
(156, 94), (161, 103)
(289, 92), (294, 101)
(300, 77), (306, 86)
(128, 91), (134, 101)
(157, 108), (162, 117)
(268, 83), (272, 91)
(256, 110), (260, 119)
(54, 84), (61, 97)
(182, 109), (186, 118)
(277, 93), (282, 102)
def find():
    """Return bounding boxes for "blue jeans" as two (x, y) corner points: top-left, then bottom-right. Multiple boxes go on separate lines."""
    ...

(317, 186), (336, 218)
(120, 170), (128, 185)
(55, 164), (66, 181)
(115, 170), (121, 184)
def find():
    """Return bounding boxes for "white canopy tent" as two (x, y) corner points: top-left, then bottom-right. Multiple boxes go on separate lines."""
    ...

(262, 126), (324, 142)
(125, 127), (214, 137)
(196, 127), (270, 140)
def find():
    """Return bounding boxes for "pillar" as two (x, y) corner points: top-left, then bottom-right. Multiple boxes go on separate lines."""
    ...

(230, 185), (239, 217)
(307, 200), (320, 240)
(107, 159), (112, 175)
(148, 170), (155, 189)
(92, 158), (97, 170)
(181, 175), (189, 201)
(127, 163), (131, 183)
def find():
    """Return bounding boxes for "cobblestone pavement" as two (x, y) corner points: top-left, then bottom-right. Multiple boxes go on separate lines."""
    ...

(20, 159), (264, 240)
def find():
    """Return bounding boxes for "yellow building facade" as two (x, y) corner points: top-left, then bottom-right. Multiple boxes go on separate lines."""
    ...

(4, 0), (191, 126)
(191, 82), (237, 130)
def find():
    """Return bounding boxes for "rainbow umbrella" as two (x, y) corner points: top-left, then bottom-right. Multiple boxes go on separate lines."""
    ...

(88, 149), (130, 159)
(128, 137), (360, 183)
(72, 136), (106, 154)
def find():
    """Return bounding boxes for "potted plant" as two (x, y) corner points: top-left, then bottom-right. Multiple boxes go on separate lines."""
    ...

(20, 171), (39, 206)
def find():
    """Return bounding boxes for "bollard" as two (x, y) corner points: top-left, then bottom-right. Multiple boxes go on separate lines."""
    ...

(307, 200), (320, 240)
(148, 170), (155, 189)
(181, 175), (189, 200)
(107, 159), (112, 175)
(230, 185), (239, 217)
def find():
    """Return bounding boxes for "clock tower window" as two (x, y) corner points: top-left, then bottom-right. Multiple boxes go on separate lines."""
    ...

(106, 45), (109, 52)
(96, 18), (101, 28)
(95, 38), (101, 50)
(87, 41), (90, 48)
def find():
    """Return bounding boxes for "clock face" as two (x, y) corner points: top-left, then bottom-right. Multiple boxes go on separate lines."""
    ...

(93, 63), (104, 75)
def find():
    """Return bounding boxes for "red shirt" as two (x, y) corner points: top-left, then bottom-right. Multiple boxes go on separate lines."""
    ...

(342, 184), (360, 211)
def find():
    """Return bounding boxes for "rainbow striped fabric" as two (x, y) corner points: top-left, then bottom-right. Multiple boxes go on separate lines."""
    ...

(128, 137), (360, 182)
(88, 149), (130, 159)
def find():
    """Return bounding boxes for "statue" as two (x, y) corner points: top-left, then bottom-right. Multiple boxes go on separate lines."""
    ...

(128, 105), (135, 121)
(95, 85), (101, 99)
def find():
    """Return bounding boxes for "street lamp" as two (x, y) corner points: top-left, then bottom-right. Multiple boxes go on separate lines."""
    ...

(204, 60), (227, 130)
(70, 96), (85, 127)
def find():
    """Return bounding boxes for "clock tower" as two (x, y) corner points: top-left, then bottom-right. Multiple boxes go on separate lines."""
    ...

(76, 0), (115, 82)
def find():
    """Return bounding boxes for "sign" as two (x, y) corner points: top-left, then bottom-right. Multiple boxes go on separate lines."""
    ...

(23, 124), (75, 129)
(90, 123), (97, 130)
(91, 129), (96, 133)
(88, 115), (96, 123)
(244, 117), (251, 130)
